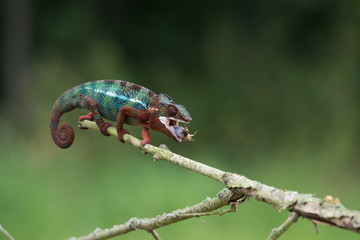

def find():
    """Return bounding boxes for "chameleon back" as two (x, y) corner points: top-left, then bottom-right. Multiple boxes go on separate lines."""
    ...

(76, 80), (155, 121)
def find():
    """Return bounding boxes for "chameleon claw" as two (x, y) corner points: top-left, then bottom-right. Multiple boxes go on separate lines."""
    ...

(78, 113), (95, 129)
(79, 112), (94, 121)
(140, 139), (151, 146)
(117, 129), (130, 143)
(100, 122), (113, 136)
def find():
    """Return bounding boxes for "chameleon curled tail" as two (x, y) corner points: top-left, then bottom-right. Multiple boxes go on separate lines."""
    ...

(50, 90), (77, 149)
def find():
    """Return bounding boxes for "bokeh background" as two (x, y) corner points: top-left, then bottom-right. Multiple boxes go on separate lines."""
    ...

(1, 1), (359, 239)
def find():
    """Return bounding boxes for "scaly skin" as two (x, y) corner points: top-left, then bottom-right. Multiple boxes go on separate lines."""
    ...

(50, 80), (192, 148)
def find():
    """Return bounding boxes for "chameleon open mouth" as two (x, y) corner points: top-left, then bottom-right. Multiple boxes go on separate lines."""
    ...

(159, 117), (191, 142)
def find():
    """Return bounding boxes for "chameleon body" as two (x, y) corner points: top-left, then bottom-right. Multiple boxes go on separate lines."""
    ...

(50, 80), (192, 148)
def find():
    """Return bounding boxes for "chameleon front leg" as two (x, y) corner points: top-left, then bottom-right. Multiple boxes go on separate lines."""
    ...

(77, 94), (113, 136)
(116, 106), (151, 146)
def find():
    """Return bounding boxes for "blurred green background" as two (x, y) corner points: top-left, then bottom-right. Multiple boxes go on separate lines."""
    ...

(1, 1), (360, 239)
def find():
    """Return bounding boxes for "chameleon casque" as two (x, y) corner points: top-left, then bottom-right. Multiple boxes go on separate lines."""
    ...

(50, 80), (193, 148)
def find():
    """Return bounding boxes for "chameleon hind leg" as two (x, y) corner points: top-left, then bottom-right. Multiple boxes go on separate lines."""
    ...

(77, 94), (113, 136)
(116, 106), (151, 146)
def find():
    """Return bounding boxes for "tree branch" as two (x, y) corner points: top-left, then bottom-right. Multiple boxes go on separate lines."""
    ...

(75, 120), (360, 238)
(267, 212), (299, 240)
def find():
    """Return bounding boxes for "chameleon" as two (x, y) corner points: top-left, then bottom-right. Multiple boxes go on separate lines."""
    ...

(50, 80), (193, 148)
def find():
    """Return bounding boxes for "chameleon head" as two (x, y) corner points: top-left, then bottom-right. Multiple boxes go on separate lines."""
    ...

(152, 93), (192, 142)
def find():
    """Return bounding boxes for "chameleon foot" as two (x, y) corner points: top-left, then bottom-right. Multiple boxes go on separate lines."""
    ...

(79, 112), (94, 121)
(99, 122), (113, 136)
(78, 112), (94, 129)
(117, 129), (130, 143)
(140, 128), (151, 146)
(140, 138), (151, 146)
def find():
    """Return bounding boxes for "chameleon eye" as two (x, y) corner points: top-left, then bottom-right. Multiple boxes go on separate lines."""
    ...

(167, 106), (177, 116)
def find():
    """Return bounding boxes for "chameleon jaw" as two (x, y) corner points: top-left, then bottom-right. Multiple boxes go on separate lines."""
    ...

(159, 116), (192, 142)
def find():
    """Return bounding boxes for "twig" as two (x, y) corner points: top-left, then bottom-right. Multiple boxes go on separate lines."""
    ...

(76, 120), (360, 238)
(177, 207), (236, 218)
(148, 230), (161, 240)
(0, 224), (15, 240)
(267, 212), (299, 240)
(70, 188), (241, 240)
(312, 221), (319, 234)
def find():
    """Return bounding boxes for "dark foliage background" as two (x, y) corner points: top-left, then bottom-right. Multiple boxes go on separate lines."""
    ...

(1, 1), (359, 239)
